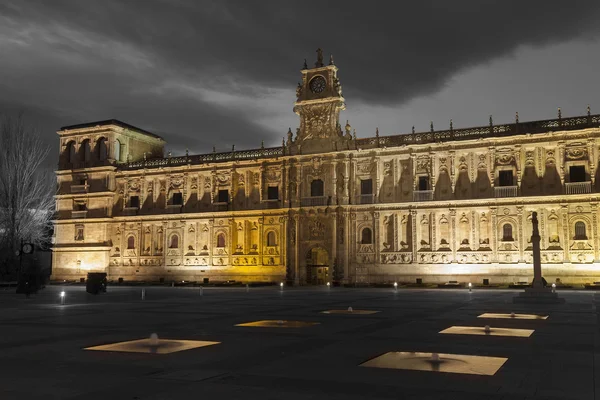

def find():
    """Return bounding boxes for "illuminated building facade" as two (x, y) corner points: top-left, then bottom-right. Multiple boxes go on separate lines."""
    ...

(53, 51), (600, 285)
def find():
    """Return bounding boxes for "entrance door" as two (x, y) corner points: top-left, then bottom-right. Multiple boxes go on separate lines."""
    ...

(306, 246), (329, 285)
(308, 266), (329, 285)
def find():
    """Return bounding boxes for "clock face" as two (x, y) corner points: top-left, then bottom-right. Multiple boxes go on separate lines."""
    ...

(309, 76), (326, 93)
(22, 243), (33, 254)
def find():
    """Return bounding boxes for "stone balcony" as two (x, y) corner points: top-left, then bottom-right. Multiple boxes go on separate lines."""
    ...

(262, 199), (281, 209)
(71, 210), (88, 219)
(494, 186), (518, 198)
(413, 190), (433, 202)
(565, 181), (591, 195)
(70, 184), (89, 194)
(301, 196), (329, 207)
(356, 194), (375, 204)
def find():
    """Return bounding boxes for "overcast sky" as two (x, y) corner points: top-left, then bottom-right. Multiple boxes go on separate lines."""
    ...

(1, 0), (600, 165)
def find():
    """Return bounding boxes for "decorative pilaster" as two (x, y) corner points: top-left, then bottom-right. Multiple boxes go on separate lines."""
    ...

(331, 160), (338, 205)
(517, 206), (524, 262)
(375, 156), (381, 203)
(449, 208), (456, 262)
(373, 211), (380, 263)
(558, 142), (566, 188)
(490, 207), (498, 262)
(449, 150), (456, 192)
(489, 147), (496, 187)
(514, 145), (522, 193)
(591, 202), (599, 261)
(561, 203), (569, 262)
(293, 214), (300, 285)
(410, 210), (417, 260)
(331, 211), (337, 276)
(588, 139), (596, 185)
(342, 158), (350, 204)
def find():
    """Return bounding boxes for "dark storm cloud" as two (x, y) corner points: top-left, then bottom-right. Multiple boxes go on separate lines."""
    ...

(1, 0), (600, 162)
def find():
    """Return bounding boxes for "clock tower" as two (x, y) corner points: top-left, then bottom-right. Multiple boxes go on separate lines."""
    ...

(290, 48), (350, 154)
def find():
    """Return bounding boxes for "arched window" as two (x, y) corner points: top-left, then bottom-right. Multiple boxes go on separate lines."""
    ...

(267, 231), (277, 246)
(574, 221), (587, 240)
(127, 235), (135, 249)
(361, 227), (373, 244)
(114, 139), (121, 162)
(97, 137), (108, 161)
(216, 233), (226, 248)
(311, 179), (324, 197)
(81, 139), (91, 162)
(67, 141), (77, 164)
(502, 224), (513, 241)
(169, 234), (179, 248)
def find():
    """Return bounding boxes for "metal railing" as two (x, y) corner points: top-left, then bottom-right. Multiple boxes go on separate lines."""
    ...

(413, 190), (433, 202)
(494, 186), (518, 198)
(565, 181), (592, 194)
(301, 196), (329, 207)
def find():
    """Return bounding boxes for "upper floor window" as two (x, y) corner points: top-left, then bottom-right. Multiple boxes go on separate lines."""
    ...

(569, 166), (586, 183)
(127, 235), (135, 249)
(361, 227), (373, 244)
(499, 170), (513, 187)
(267, 231), (277, 246)
(129, 196), (140, 208)
(267, 186), (279, 200)
(169, 234), (179, 248)
(172, 192), (183, 205)
(574, 221), (587, 240)
(311, 179), (324, 197)
(217, 189), (229, 203)
(97, 138), (108, 161)
(361, 179), (373, 195)
(216, 233), (226, 248)
(73, 201), (87, 211)
(67, 141), (77, 164)
(502, 223), (513, 241)
(418, 176), (429, 191)
(81, 139), (91, 162)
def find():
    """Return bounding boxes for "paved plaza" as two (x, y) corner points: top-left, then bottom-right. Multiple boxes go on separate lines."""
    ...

(0, 285), (598, 400)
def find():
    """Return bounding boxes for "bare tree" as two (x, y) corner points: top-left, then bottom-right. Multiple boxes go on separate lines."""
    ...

(0, 114), (55, 275)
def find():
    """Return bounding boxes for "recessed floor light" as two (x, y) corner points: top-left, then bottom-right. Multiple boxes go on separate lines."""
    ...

(478, 313), (548, 320)
(85, 339), (220, 354)
(360, 351), (508, 375)
(320, 310), (380, 315)
(235, 320), (319, 328)
(440, 326), (534, 337)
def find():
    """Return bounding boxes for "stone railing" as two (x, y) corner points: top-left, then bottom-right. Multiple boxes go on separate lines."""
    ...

(495, 186), (518, 198)
(121, 146), (285, 170)
(301, 196), (329, 207)
(70, 184), (88, 194)
(413, 190), (434, 202)
(356, 194), (375, 204)
(565, 181), (592, 195)
(71, 210), (88, 219)
(356, 113), (600, 149)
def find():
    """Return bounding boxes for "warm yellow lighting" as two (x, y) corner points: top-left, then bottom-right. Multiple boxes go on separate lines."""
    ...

(360, 352), (508, 375)
(478, 313), (548, 320)
(321, 309), (380, 315)
(235, 320), (319, 328)
(440, 326), (534, 337)
(84, 339), (220, 354)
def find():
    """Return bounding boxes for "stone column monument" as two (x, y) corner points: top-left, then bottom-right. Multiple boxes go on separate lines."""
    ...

(514, 212), (565, 304)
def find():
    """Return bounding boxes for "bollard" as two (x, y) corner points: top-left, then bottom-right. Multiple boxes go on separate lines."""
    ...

(199, 286), (203, 296)
(468, 282), (472, 292)
(551, 283), (556, 293)
(60, 291), (66, 305)
(280, 282), (284, 292)
(246, 284), (249, 293)
(393, 282), (398, 292)
(171, 281), (174, 287)
(326, 282), (330, 288)
(141, 288), (146, 300)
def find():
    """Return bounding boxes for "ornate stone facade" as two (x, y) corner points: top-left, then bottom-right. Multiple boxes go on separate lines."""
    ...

(53, 54), (600, 285)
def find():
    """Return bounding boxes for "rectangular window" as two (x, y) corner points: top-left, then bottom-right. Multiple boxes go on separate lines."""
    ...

(75, 225), (84, 241)
(172, 192), (183, 205)
(360, 179), (373, 195)
(217, 189), (229, 203)
(74, 201), (87, 211)
(267, 186), (279, 200)
(569, 165), (586, 182)
(129, 196), (140, 208)
(499, 170), (513, 187)
(418, 176), (429, 191)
